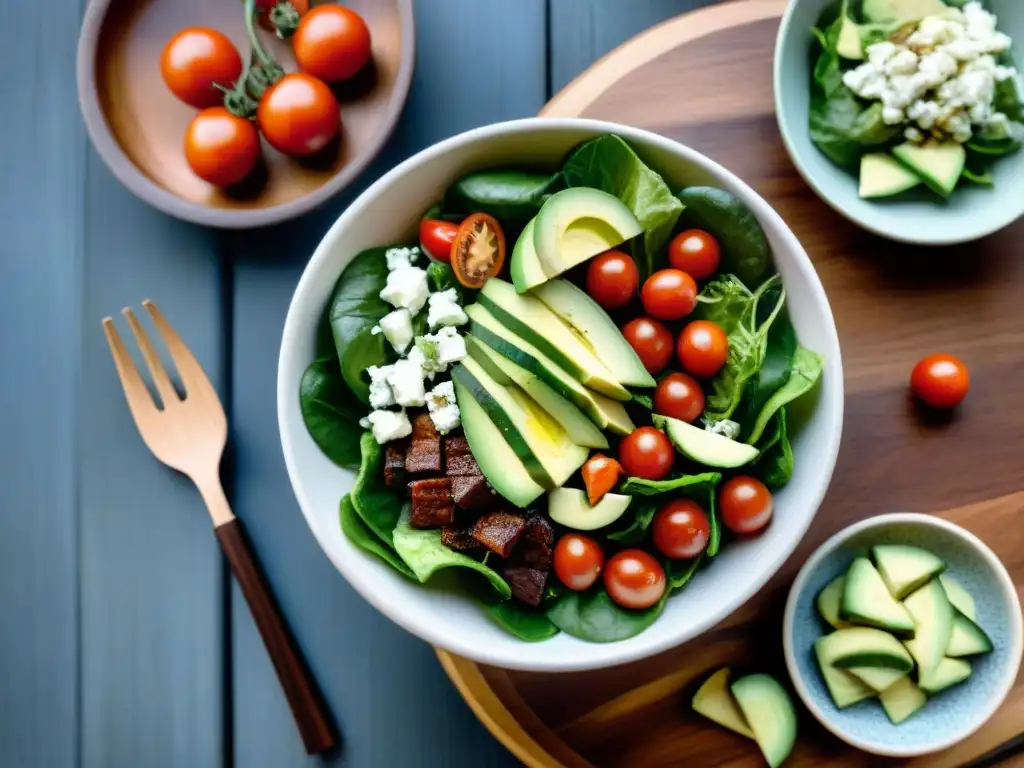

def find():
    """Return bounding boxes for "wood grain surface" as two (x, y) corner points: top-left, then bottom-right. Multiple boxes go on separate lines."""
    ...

(439, 2), (1024, 766)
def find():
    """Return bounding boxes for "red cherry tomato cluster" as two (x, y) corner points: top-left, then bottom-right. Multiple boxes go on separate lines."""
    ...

(160, 2), (373, 188)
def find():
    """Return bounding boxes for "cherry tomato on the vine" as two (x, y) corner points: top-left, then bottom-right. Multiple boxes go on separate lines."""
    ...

(653, 372), (705, 423)
(641, 269), (698, 321)
(586, 250), (639, 310)
(184, 107), (261, 187)
(258, 73), (341, 157)
(161, 27), (243, 109)
(419, 219), (459, 263)
(719, 476), (773, 535)
(678, 320), (729, 378)
(604, 550), (666, 610)
(619, 427), (674, 481)
(910, 353), (969, 409)
(669, 229), (721, 280)
(652, 499), (710, 560)
(554, 534), (604, 592)
(293, 4), (373, 82)
(621, 317), (674, 375)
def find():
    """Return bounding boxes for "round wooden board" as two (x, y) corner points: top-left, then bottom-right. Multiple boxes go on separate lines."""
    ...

(438, 1), (1024, 766)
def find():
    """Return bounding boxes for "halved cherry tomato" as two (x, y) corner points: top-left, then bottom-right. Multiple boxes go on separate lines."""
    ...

(669, 229), (721, 280)
(652, 499), (710, 560)
(184, 107), (261, 187)
(641, 269), (698, 320)
(581, 454), (624, 505)
(419, 219), (459, 263)
(256, 0), (310, 34)
(719, 476), (773, 535)
(619, 427), (674, 481)
(585, 250), (639, 310)
(257, 72), (341, 157)
(554, 533), (604, 592)
(450, 213), (506, 288)
(654, 372), (705, 423)
(604, 550), (666, 609)
(911, 353), (969, 409)
(161, 27), (243, 109)
(293, 4), (373, 82)
(678, 320), (729, 378)
(621, 317), (674, 375)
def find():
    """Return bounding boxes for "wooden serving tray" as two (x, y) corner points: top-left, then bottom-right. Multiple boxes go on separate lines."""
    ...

(436, 1), (1024, 766)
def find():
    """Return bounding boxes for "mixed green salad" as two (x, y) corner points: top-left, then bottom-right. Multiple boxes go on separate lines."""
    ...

(810, 0), (1023, 199)
(299, 133), (825, 643)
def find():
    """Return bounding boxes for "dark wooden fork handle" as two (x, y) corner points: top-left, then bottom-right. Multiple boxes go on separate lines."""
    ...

(215, 518), (338, 754)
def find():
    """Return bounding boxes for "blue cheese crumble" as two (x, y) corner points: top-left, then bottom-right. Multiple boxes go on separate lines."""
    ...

(426, 380), (461, 434)
(427, 288), (469, 329)
(378, 308), (414, 354)
(705, 418), (741, 441)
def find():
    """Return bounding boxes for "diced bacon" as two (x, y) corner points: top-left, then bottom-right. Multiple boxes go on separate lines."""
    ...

(409, 477), (454, 528)
(502, 566), (548, 607)
(471, 510), (526, 558)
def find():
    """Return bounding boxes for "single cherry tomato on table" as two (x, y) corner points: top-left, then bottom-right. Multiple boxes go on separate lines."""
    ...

(621, 317), (674, 375)
(293, 4), (373, 82)
(581, 453), (624, 505)
(604, 550), (666, 610)
(678, 320), (729, 378)
(585, 250), (639, 310)
(419, 219), (459, 263)
(161, 27), (243, 109)
(654, 372), (705, 423)
(669, 229), (721, 280)
(641, 268), (698, 321)
(719, 476), (773, 535)
(554, 533), (605, 592)
(619, 426), (674, 481)
(256, 0), (310, 35)
(258, 72), (341, 157)
(652, 499), (710, 560)
(184, 107), (262, 187)
(450, 213), (506, 288)
(910, 353), (969, 409)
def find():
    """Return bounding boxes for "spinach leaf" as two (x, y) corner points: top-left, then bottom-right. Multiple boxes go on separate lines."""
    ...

(339, 495), (414, 579)
(747, 347), (824, 445)
(621, 471), (722, 496)
(754, 409), (795, 489)
(300, 358), (364, 469)
(546, 586), (667, 643)
(675, 187), (773, 287)
(667, 553), (704, 590)
(443, 170), (564, 231)
(994, 54), (1023, 122)
(736, 313), (797, 441)
(561, 135), (683, 277)
(967, 121), (1024, 156)
(351, 433), (405, 549)
(961, 166), (994, 185)
(392, 508), (511, 599)
(619, 472), (723, 556)
(341, 327), (390, 404)
(485, 601), (560, 642)
(606, 501), (658, 545)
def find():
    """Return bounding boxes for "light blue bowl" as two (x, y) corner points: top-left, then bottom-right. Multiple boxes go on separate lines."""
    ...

(774, 0), (1024, 244)
(783, 513), (1023, 757)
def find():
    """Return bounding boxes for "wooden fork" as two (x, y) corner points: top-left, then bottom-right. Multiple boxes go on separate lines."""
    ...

(102, 300), (337, 755)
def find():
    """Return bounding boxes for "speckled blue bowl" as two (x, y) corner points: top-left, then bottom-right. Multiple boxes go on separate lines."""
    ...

(783, 513), (1023, 757)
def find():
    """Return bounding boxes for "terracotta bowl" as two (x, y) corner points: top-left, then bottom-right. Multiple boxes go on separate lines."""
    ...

(77, 0), (415, 228)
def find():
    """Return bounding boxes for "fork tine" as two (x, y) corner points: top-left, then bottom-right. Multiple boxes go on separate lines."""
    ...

(102, 317), (159, 425)
(122, 307), (180, 408)
(143, 299), (218, 401)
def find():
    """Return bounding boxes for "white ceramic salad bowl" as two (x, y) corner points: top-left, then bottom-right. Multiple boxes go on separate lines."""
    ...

(278, 118), (844, 672)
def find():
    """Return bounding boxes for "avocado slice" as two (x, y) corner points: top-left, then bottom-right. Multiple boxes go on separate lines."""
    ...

(532, 279), (656, 388)
(814, 636), (876, 709)
(918, 657), (971, 695)
(892, 141), (966, 197)
(653, 415), (759, 468)
(451, 357), (589, 489)
(509, 218), (548, 293)
(730, 674), (797, 768)
(466, 337), (608, 449)
(859, 153), (922, 199)
(816, 574), (854, 630)
(903, 577), (955, 687)
(861, 0), (946, 24)
(691, 668), (755, 739)
(478, 279), (628, 400)
(846, 665), (908, 693)
(871, 544), (946, 599)
(453, 377), (545, 508)
(939, 574), (976, 620)
(836, 17), (864, 60)
(466, 304), (635, 435)
(879, 676), (928, 725)
(946, 612), (993, 657)
(533, 187), (642, 278)
(841, 558), (916, 636)
(822, 627), (915, 672)
(547, 487), (631, 531)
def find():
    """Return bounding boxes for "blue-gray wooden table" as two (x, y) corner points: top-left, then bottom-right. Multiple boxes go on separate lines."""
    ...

(0, 1), (803, 766)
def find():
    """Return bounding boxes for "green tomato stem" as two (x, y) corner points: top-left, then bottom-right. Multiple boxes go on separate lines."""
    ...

(243, 0), (279, 69)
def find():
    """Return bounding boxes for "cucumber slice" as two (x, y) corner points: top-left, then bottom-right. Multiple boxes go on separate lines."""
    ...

(814, 636), (876, 708)
(847, 665), (907, 693)
(841, 558), (916, 636)
(879, 676), (928, 725)
(940, 574), (976, 620)
(820, 627), (914, 672)
(946, 612), (993, 657)
(816, 575), (853, 630)
(903, 578), (955, 687)
(919, 657), (972, 695)
(691, 667), (755, 739)
(871, 544), (946, 599)
(730, 674), (797, 768)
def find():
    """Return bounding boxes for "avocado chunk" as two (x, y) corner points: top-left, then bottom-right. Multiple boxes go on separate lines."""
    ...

(691, 668), (755, 739)
(509, 218), (548, 293)
(822, 627), (915, 672)
(451, 357), (589, 489)
(533, 187), (642, 278)
(814, 636), (877, 709)
(816, 575), (853, 630)
(903, 577), (955, 687)
(837, 17), (865, 60)
(939, 574), (976, 620)
(871, 544), (946, 599)
(532, 279), (656, 387)
(846, 664), (908, 693)
(892, 141), (966, 197)
(478, 279), (628, 400)
(918, 657), (972, 695)
(653, 414), (759, 468)
(466, 337), (608, 449)
(730, 674), (797, 768)
(946, 612), (993, 657)
(861, 0), (946, 24)
(879, 676), (928, 725)
(859, 153), (922, 198)
(547, 487), (631, 531)
(841, 557), (916, 636)
(454, 377), (545, 508)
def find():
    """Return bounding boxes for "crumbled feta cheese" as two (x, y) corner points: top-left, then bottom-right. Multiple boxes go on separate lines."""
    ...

(379, 265), (429, 314)
(705, 419), (741, 441)
(426, 288), (468, 329)
(367, 365), (395, 409)
(378, 308), (414, 354)
(430, 326), (468, 366)
(905, 126), (925, 142)
(364, 409), (412, 444)
(426, 381), (460, 435)
(386, 358), (426, 407)
(885, 49), (918, 77)
(384, 246), (420, 271)
(882, 106), (905, 125)
(370, 324), (382, 336)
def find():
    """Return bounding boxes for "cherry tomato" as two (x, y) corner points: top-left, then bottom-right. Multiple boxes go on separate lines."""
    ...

(554, 534), (605, 592)
(641, 269), (698, 321)
(669, 229), (721, 280)
(581, 453), (624, 505)
(184, 107), (261, 187)
(911, 353), (969, 409)
(678, 320), (729, 378)
(419, 219), (459, 263)
(450, 213), (506, 288)
(652, 499), (710, 560)
(604, 550), (666, 610)
(257, 73), (341, 157)
(256, 0), (310, 33)
(585, 250), (639, 310)
(654, 372), (705, 424)
(293, 4), (372, 82)
(621, 317), (674, 375)
(619, 427), (674, 481)
(161, 27), (243, 109)
(719, 476), (774, 535)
